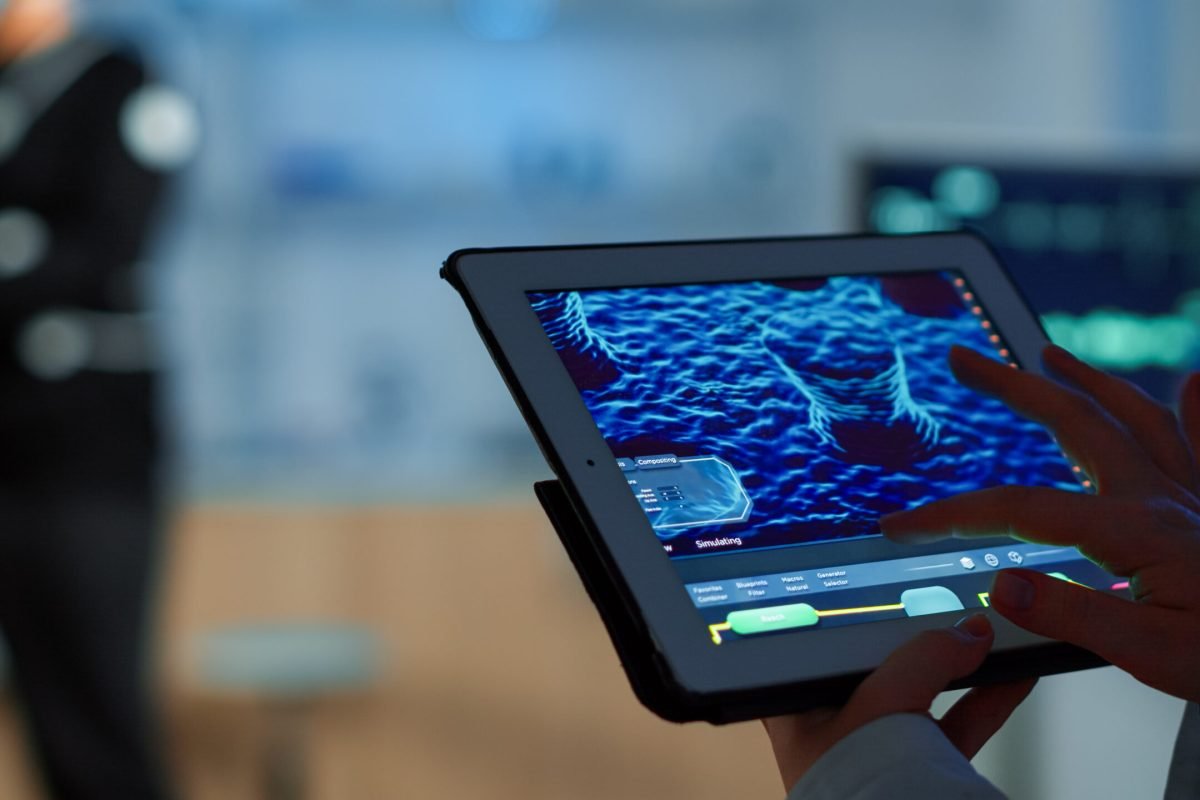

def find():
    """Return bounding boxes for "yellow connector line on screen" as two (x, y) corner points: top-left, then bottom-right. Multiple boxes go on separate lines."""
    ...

(818, 602), (906, 617)
(708, 602), (906, 645)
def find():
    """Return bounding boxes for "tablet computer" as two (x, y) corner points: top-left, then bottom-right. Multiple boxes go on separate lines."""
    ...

(442, 232), (1115, 724)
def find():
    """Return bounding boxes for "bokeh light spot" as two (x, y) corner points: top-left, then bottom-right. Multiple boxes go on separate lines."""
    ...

(0, 206), (49, 278)
(932, 166), (999, 219)
(18, 311), (91, 381)
(1056, 203), (1107, 253)
(0, 88), (27, 162)
(1002, 201), (1055, 251)
(870, 187), (946, 234)
(1042, 309), (1199, 370)
(120, 85), (200, 171)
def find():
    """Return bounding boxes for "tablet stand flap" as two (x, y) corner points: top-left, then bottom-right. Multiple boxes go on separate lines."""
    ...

(533, 479), (693, 723)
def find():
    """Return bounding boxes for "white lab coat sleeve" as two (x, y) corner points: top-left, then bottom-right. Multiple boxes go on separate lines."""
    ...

(786, 713), (1007, 800)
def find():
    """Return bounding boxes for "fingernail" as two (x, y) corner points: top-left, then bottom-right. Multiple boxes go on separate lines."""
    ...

(954, 613), (992, 640)
(992, 570), (1035, 611)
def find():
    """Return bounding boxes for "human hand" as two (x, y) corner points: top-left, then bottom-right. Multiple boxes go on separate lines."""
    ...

(883, 344), (1200, 703)
(762, 613), (1035, 791)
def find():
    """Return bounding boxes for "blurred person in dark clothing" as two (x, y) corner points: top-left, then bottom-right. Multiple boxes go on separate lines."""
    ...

(0, 0), (194, 797)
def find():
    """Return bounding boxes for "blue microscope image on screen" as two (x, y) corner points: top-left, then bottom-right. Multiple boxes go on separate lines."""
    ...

(530, 272), (1083, 559)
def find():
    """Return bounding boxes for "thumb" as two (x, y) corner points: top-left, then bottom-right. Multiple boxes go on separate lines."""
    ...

(988, 569), (1165, 670)
(839, 614), (993, 733)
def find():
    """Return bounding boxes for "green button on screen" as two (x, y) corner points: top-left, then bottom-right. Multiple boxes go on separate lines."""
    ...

(727, 603), (819, 635)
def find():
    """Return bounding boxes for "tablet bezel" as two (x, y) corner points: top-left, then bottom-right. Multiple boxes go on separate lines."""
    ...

(444, 232), (1100, 698)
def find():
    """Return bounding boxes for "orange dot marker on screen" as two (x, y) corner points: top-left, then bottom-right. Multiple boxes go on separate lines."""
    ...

(963, 292), (974, 301)
(989, 334), (1001, 343)
(999, 348), (1010, 357)
(1072, 465), (1082, 473)
(1082, 480), (1093, 488)
(972, 306), (983, 315)
(954, 278), (965, 287)
(982, 320), (992, 329)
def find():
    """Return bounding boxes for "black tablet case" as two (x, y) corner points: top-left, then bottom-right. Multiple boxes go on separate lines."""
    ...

(534, 478), (879, 724)
(534, 479), (696, 722)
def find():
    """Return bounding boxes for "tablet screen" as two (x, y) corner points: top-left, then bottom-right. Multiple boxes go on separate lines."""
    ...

(529, 271), (1117, 644)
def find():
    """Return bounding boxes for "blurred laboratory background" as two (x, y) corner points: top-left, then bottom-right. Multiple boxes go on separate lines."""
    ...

(0, 0), (1197, 798)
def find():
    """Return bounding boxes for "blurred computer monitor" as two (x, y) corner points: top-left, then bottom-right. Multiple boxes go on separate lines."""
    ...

(857, 157), (1200, 402)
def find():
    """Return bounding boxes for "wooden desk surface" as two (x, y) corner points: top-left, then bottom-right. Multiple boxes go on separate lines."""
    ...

(155, 503), (781, 800)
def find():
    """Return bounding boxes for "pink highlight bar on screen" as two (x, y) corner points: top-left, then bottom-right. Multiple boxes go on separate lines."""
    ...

(1111, 581), (1130, 591)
